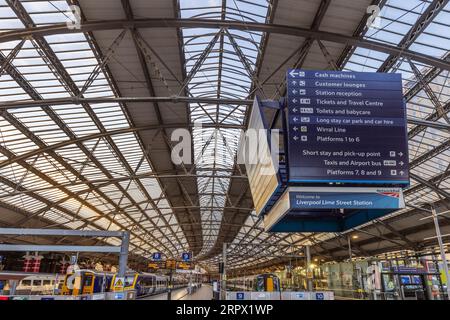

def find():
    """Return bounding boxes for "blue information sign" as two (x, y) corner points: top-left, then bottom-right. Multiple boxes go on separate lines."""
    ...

(290, 189), (403, 210)
(152, 252), (162, 261)
(286, 70), (409, 185)
(182, 252), (191, 262)
(236, 292), (245, 300)
(316, 292), (325, 300)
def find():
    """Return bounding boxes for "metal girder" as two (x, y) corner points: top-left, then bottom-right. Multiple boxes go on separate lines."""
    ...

(0, 95), (448, 129)
(120, 0), (202, 255)
(179, 28), (222, 94)
(0, 3), (177, 255)
(406, 168), (450, 197)
(0, 121), (243, 170)
(410, 137), (450, 169)
(0, 228), (123, 237)
(1, 18), (449, 71)
(0, 38), (25, 75)
(264, 0), (331, 96)
(408, 58), (450, 124)
(404, 52), (450, 102)
(317, 39), (338, 70)
(79, 28), (128, 95)
(354, 228), (405, 248)
(410, 172), (450, 200)
(225, 29), (265, 97)
(375, 219), (418, 249)
(0, 114), (169, 255)
(409, 101), (450, 138)
(0, 174), (145, 251)
(378, 0), (449, 72)
(9, 0), (182, 253)
(337, 0), (388, 68)
(407, 116), (450, 131)
(0, 174), (247, 199)
(0, 244), (121, 253)
(253, 0), (278, 87)
(0, 96), (253, 110)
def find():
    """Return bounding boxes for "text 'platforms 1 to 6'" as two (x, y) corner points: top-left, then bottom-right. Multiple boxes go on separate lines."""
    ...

(286, 69), (409, 184)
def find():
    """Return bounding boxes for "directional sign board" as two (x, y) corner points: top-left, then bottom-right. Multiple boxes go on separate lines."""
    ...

(177, 261), (194, 270)
(148, 261), (165, 270)
(152, 252), (162, 261)
(286, 70), (409, 185)
(165, 259), (177, 270)
(181, 252), (191, 262)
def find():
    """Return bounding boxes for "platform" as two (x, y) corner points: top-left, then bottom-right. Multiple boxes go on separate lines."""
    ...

(143, 285), (212, 300)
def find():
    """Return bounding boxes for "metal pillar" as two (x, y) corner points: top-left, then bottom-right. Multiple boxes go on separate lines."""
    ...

(221, 242), (227, 300)
(431, 206), (450, 300)
(9, 280), (17, 296)
(306, 245), (313, 291)
(347, 236), (353, 262)
(167, 270), (173, 300)
(118, 231), (130, 277)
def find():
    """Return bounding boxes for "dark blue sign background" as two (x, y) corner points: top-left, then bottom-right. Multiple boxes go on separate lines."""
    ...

(152, 252), (162, 261)
(286, 69), (409, 185)
(182, 252), (191, 262)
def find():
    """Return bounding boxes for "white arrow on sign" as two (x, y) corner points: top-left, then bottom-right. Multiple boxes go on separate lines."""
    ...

(291, 80), (297, 85)
(399, 161), (404, 166)
(293, 108), (298, 112)
(289, 70), (299, 77)
(293, 136), (299, 141)
(292, 89), (297, 94)
(398, 152), (404, 157)
(293, 117), (298, 122)
(293, 127), (298, 131)
(400, 171), (404, 175)
(292, 99), (298, 103)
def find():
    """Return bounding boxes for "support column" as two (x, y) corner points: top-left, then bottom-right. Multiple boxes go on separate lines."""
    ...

(167, 270), (173, 300)
(347, 236), (352, 262)
(431, 206), (450, 300)
(118, 231), (130, 277)
(306, 245), (313, 291)
(221, 242), (227, 300)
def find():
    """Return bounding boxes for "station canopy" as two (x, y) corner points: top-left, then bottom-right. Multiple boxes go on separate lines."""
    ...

(0, 0), (450, 272)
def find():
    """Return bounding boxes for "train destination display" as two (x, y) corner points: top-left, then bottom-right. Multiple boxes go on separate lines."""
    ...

(286, 70), (409, 185)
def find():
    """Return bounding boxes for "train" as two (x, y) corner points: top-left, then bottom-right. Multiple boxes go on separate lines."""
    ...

(0, 270), (191, 298)
(0, 272), (66, 295)
(60, 270), (190, 297)
(227, 273), (281, 292)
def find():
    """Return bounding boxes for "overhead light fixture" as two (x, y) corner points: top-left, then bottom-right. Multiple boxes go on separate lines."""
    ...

(352, 235), (359, 239)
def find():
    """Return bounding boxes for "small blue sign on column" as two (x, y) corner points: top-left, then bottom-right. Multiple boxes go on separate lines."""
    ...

(236, 292), (245, 300)
(152, 252), (162, 261)
(316, 292), (325, 300)
(182, 252), (191, 262)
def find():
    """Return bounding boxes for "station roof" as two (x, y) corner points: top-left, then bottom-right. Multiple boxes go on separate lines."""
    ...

(0, 0), (449, 272)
